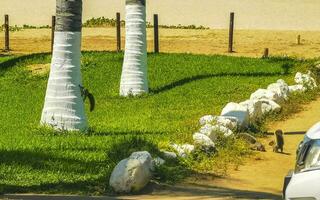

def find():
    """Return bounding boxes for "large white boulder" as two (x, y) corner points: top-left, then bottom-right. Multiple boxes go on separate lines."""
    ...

(199, 124), (233, 139)
(170, 143), (195, 158)
(221, 102), (250, 128)
(250, 89), (281, 103)
(258, 99), (281, 114)
(239, 99), (263, 122)
(109, 151), (153, 193)
(295, 72), (317, 89)
(289, 84), (307, 93)
(267, 79), (290, 101)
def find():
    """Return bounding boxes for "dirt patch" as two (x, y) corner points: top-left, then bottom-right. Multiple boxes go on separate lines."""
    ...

(2, 28), (320, 58)
(27, 63), (50, 75)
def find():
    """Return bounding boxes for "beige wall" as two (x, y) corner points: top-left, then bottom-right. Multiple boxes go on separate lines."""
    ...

(1, 0), (320, 30)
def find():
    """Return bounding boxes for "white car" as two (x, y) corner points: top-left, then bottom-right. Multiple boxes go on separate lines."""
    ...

(284, 122), (320, 200)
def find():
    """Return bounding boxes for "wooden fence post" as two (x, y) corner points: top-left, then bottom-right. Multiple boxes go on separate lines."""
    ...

(263, 48), (269, 58)
(228, 12), (234, 53)
(51, 16), (56, 52)
(297, 35), (301, 45)
(116, 12), (121, 52)
(4, 14), (9, 51)
(153, 14), (159, 53)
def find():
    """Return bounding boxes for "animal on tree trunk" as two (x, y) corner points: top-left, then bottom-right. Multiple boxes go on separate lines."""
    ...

(41, 0), (89, 131)
(119, 0), (149, 97)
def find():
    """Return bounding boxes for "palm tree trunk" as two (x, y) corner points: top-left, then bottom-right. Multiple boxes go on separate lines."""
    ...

(120, 0), (149, 96)
(41, 0), (87, 131)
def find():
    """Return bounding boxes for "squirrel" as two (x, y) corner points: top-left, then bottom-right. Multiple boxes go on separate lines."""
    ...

(79, 85), (95, 112)
(271, 129), (284, 153)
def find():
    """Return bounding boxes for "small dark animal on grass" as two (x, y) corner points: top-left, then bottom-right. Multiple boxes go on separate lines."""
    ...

(273, 129), (284, 153)
(79, 85), (95, 112)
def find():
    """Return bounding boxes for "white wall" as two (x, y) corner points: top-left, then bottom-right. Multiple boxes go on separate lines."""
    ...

(1, 0), (320, 30)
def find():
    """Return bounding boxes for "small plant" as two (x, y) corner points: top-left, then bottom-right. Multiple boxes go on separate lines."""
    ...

(281, 63), (293, 75)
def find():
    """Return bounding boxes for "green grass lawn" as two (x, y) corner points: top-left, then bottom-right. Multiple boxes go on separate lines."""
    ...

(0, 52), (309, 195)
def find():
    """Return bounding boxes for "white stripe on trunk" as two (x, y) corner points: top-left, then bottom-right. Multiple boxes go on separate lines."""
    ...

(120, 4), (148, 96)
(41, 31), (87, 131)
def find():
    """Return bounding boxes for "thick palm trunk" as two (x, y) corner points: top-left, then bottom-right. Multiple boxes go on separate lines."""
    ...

(41, 0), (87, 131)
(120, 0), (148, 96)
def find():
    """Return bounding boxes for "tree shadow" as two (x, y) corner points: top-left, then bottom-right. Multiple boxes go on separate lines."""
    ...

(141, 182), (282, 200)
(0, 149), (104, 174)
(150, 71), (283, 94)
(0, 136), (162, 195)
(0, 52), (51, 71)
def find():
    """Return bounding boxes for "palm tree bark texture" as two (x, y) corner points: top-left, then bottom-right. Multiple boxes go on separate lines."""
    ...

(120, 0), (149, 96)
(41, 0), (88, 131)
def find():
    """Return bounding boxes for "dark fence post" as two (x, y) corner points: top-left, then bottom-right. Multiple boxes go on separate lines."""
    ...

(4, 14), (9, 51)
(263, 48), (269, 58)
(116, 12), (121, 52)
(153, 14), (159, 53)
(297, 35), (301, 45)
(228, 12), (234, 53)
(51, 16), (56, 52)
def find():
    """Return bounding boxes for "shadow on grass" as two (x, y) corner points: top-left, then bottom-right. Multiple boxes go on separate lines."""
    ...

(0, 149), (105, 174)
(86, 130), (165, 137)
(0, 136), (165, 195)
(0, 52), (51, 71)
(150, 71), (284, 94)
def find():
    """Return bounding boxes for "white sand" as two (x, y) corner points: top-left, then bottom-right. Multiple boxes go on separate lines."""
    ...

(1, 0), (320, 30)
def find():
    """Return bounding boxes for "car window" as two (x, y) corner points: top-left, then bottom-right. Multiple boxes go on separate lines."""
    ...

(304, 140), (320, 169)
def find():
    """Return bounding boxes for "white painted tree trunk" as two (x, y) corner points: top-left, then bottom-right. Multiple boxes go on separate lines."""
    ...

(41, 0), (87, 131)
(120, 0), (149, 96)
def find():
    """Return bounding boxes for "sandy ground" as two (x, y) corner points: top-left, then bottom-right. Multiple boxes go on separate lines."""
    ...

(1, 28), (320, 58)
(3, 98), (320, 199)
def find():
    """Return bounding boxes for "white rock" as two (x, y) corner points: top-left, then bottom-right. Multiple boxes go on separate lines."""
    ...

(288, 84), (307, 93)
(193, 132), (215, 148)
(153, 157), (165, 167)
(239, 99), (263, 122)
(199, 115), (238, 130)
(221, 102), (250, 128)
(109, 151), (153, 193)
(295, 72), (317, 89)
(170, 143), (195, 158)
(199, 115), (215, 126)
(199, 124), (233, 140)
(214, 116), (239, 130)
(258, 99), (281, 114)
(161, 150), (177, 159)
(199, 124), (218, 141)
(250, 89), (281, 103)
(181, 144), (195, 154)
(267, 79), (290, 101)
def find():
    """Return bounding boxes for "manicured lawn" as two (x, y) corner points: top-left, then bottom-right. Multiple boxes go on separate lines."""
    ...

(0, 52), (306, 195)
